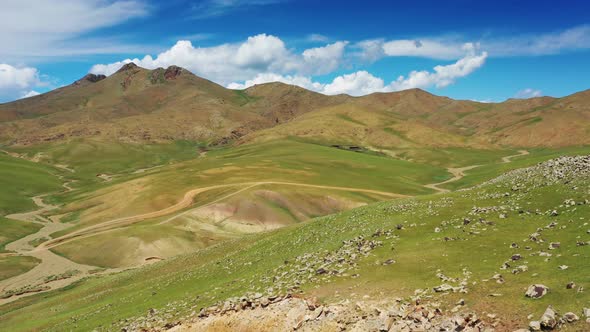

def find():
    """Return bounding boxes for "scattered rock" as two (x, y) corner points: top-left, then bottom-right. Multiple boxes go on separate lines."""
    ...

(528, 320), (541, 331)
(563, 312), (579, 323)
(525, 284), (549, 299)
(433, 284), (453, 292)
(540, 306), (557, 330)
(382, 259), (396, 265)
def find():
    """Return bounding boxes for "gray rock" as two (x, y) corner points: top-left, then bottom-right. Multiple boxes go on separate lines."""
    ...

(562, 312), (579, 323)
(528, 320), (541, 331)
(525, 284), (549, 299)
(383, 258), (396, 265)
(433, 284), (453, 292)
(540, 306), (557, 329)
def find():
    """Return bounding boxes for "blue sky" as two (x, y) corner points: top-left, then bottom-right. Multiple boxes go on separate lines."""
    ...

(1, 0), (589, 102)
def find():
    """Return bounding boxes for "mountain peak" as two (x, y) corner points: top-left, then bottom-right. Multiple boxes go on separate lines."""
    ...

(115, 62), (140, 74)
(164, 65), (186, 80)
(73, 73), (106, 86)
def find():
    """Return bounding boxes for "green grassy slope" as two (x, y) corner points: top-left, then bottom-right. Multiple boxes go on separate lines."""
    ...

(7, 139), (203, 187)
(1, 155), (588, 331)
(49, 139), (450, 236)
(0, 218), (41, 253)
(0, 153), (62, 215)
(0, 256), (41, 282)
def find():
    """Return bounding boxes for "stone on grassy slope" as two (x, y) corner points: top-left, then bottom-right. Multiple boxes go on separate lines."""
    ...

(562, 312), (579, 323)
(528, 320), (541, 331)
(525, 285), (549, 299)
(540, 306), (557, 329)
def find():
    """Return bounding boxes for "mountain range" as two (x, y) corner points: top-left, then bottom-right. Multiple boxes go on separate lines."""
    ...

(1, 63), (588, 148)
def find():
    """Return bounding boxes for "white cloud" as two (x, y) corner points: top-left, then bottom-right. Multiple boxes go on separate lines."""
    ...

(355, 38), (474, 62)
(322, 71), (386, 96)
(20, 90), (41, 99)
(383, 39), (471, 60)
(227, 73), (323, 91)
(514, 88), (543, 99)
(390, 50), (488, 90)
(0, 64), (40, 89)
(356, 25), (590, 62)
(354, 39), (385, 62)
(301, 41), (348, 74)
(0, 64), (46, 101)
(227, 50), (487, 96)
(0, 0), (150, 59)
(90, 35), (349, 85)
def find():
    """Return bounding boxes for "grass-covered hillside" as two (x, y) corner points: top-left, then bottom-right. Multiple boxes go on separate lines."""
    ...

(1, 154), (588, 331)
(0, 152), (62, 215)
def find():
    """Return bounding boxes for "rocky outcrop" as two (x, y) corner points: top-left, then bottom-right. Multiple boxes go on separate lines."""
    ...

(115, 62), (139, 74)
(167, 297), (495, 332)
(73, 73), (106, 85)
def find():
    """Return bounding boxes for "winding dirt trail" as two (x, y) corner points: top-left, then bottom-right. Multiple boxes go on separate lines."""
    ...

(0, 182), (108, 305)
(0, 149), (529, 304)
(0, 156), (120, 305)
(37, 182), (407, 251)
(423, 150), (530, 194)
(502, 150), (530, 163)
(423, 165), (480, 194)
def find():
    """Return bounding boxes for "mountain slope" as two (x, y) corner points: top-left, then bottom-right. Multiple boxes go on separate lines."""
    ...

(0, 63), (589, 148)
(241, 88), (590, 148)
(0, 64), (270, 145)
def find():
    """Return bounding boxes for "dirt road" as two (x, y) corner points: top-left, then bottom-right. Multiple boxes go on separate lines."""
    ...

(38, 182), (407, 250)
(424, 150), (530, 193)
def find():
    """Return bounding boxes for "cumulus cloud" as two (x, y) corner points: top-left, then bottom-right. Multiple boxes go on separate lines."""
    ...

(20, 90), (41, 99)
(227, 73), (323, 91)
(0, 0), (150, 59)
(354, 39), (385, 62)
(321, 50), (486, 95)
(90, 35), (349, 85)
(227, 50), (487, 96)
(0, 63), (46, 101)
(301, 41), (348, 75)
(390, 49), (488, 90)
(514, 88), (543, 99)
(0, 64), (40, 89)
(322, 71), (386, 96)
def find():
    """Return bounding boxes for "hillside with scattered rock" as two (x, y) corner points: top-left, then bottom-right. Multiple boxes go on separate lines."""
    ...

(2, 154), (588, 331)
